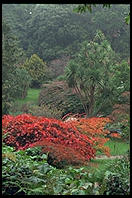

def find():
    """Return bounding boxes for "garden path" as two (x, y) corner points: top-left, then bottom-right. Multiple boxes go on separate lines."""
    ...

(95, 155), (126, 160)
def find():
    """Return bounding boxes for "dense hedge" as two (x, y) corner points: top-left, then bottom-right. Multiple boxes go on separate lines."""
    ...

(38, 81), (84, 117)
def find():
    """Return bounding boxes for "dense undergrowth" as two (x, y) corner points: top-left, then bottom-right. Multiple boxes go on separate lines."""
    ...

(2, 112), (130, 195)
(2, 143), (130, 195)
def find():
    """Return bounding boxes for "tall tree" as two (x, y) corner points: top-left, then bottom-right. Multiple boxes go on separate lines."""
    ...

(65, 30), (128, 117)
(2, 20), (29, 114)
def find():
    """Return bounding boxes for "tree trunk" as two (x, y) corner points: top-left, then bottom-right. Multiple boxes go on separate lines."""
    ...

(87, 83), (95, 117)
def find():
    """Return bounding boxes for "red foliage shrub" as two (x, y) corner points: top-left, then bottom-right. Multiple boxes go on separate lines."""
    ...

(108, 91), (130, 123)
(2, 114), (96, 164)
(110, 133), (121, 138)
(48, 56), (70, 78)
(31, 140), (87, 166)
(67, 117), (112, 156)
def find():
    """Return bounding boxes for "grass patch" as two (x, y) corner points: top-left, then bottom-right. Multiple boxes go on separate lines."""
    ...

(96, 139), (129, 157)
(105, 139), (129, 156)
(15, 88), (41, 105)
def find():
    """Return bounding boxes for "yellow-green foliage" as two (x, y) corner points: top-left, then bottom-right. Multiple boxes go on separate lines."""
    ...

(2, 153), (16, 162)
(22, 54), (48, 83)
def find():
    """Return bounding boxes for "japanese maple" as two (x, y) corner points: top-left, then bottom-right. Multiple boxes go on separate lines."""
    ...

(67, 117), (112, 156)
(2, 114), (96, 165)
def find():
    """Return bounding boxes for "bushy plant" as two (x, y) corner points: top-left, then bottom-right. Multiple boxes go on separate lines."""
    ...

(11, 68), (32, 99)
(56, 74), (66, 81)
(22, 54), (49, 88)
(108, 91), (130, 123)
(27, 104), (63, 120)
(2, 114), (96, 166)
(102, 156), (130, 195)
(33, 141), (87, 168)
(48, 56), (70, 79)
(1, 142), (98, 195)
(39, 81), (84, 116)
(2, 142), (54, 195)
(2, 139), (130, 195)
(67, 117), (112, 156)
(119, 116), (130, 141)
(105, 115), (130, 141)
(2, 143), (30, 195)
(9, 101), (23, 115)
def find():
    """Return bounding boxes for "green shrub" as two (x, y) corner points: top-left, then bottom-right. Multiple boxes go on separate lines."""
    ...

(56, 75), (66, 81)
(2, 144), (31, 195)
(21, 103), (63, 119)
(39, 81), (84, 116)
(101, 156), (130, 195)
(22, 54), (49, 88)
(9, 101), (23, 115)
(3, 140), (130, 195)
(2, 143), (54, 195)
(121, 117), (130, 141)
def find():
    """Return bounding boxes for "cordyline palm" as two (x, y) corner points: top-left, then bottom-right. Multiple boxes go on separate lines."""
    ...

(65, 30), (117, 117)
(65, 60), (90, 115)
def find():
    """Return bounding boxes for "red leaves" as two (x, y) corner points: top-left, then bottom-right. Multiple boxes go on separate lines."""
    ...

(67, 117), (112, 156)
(110, 133), (121, 138)
(2, 114), (96, 164)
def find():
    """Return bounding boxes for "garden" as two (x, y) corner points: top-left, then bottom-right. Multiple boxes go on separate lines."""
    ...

(2, 4), (130, 195)
(2, 90), (130, 195)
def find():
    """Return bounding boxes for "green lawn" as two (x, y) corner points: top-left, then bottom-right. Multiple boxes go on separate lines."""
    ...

(15, 88), (41, 105)
(95, 139), (129, 156)
(105, 139), (129, 156)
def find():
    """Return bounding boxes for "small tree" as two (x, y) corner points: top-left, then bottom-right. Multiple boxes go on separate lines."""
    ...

(65, 30), (118, 117)
(22, 54), (49, 88)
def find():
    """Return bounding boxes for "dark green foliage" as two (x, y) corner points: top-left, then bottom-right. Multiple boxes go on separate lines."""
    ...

(102, 157), (130, 195)
(2, 144), (52, 195)
(2, 141), (130, 195)
(2, 4), (130, 61)
(11, 68), (32, 99)
(21, 103), (63, 120)
(74, 4), (130, 25)
(65, 30), (117, 116)
(73, 4), (111, 14)
(38, 81), (84, 117)
(65, 30), (130, 117)
(2, 20), (28, 114)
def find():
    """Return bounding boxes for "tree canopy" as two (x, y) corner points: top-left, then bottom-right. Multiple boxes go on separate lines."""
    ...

(2, 4), (130, 61)
(22, 54), (49, 88)
(65, 30), (130, 116)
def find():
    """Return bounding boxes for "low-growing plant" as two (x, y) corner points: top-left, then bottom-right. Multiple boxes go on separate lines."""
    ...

(102, 156), (130, 195)
(2, 141), (130, 195)
(2, 142), (97, 195)
(2, 143), (55, 195)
